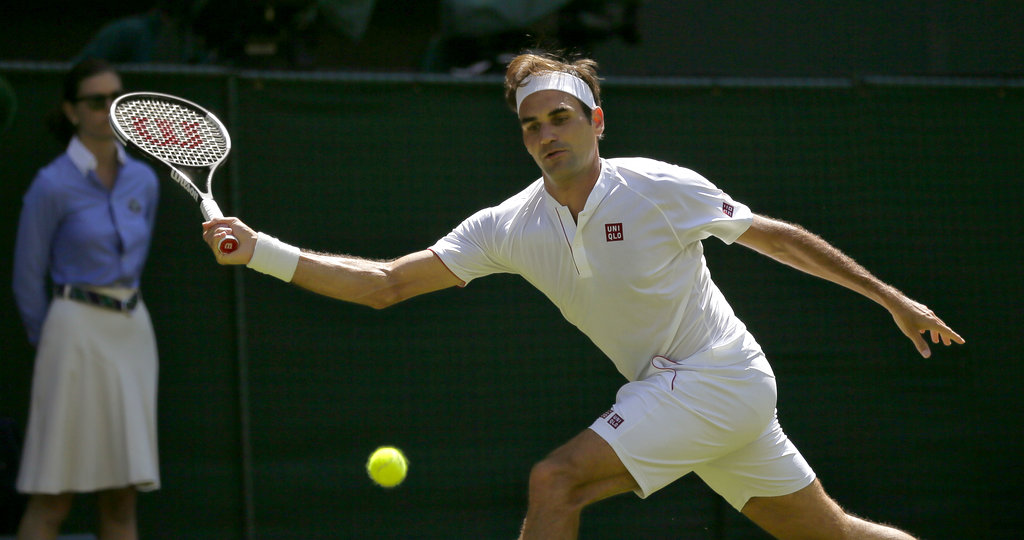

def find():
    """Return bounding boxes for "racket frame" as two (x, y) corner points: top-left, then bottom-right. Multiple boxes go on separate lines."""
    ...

(109, 91), (237, 251)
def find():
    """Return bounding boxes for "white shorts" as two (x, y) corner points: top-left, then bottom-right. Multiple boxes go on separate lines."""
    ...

(589, 349), (815, 511)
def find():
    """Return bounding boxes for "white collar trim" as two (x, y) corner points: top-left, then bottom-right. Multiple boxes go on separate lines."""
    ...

(67, 136), (127, 176)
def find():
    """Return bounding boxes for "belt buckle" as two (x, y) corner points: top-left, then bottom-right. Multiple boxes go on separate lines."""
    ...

(122, 293), (139, 313)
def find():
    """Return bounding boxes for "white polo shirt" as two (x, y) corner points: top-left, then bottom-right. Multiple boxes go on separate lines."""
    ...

(429, 157), (757, 381)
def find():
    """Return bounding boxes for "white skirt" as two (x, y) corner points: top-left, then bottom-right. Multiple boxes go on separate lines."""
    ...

(17, 288), (160, 494)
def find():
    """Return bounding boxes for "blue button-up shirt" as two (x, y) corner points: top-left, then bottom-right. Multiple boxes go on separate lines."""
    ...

(13, 137), (159, 344)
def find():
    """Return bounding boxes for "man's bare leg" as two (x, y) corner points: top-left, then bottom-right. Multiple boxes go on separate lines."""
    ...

(742, 479), (917, 540)
(518, 429), (637, 540)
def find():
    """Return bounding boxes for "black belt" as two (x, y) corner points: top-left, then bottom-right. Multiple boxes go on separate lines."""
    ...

(54, 284), (139, 313)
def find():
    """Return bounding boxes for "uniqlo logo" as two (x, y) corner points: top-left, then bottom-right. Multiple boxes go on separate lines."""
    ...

(605, 223), (623, 242)
(722, 202), (735, 217)
(607, 414), (624, 429)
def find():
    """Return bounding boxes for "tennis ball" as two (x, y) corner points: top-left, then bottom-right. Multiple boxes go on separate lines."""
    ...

(366, 446), (408, 488)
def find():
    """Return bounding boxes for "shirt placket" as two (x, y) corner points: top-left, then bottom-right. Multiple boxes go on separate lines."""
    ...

(555, 205), (593, 279)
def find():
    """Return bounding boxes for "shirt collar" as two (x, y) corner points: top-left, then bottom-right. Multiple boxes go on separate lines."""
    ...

(577, 158), (616, 215)
(587, 158), (616, 210)
(540, 158), (616, 215)
(67, 136), (127, 177)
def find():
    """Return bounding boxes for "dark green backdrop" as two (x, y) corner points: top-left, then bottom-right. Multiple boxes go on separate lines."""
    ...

(1, 65), (1020, 539)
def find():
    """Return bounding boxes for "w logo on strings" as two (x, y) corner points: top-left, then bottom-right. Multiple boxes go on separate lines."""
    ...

(131, 117), (203, 148)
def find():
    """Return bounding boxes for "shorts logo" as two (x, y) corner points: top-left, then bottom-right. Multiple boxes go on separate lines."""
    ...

(605, 223), (623, 242)
(722, 202), (735, 217)
(599, 408), (624, 428)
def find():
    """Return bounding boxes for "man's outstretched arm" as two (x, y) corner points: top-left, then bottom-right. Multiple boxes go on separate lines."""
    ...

(736, 214), (965, 357)
(202, 217), (463, 309)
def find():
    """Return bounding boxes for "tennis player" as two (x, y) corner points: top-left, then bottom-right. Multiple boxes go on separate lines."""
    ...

(203, 52), (963, 539)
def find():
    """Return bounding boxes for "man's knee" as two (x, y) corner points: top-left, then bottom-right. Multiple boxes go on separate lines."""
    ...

(527, 429), (637, 510)
(528, 457), (572, 492)
(527, 457), (585, 508)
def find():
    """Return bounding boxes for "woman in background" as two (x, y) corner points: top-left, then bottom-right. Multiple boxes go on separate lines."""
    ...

(12, 58), (160, 540)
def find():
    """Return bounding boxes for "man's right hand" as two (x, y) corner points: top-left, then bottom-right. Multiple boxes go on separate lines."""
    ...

(202, 217), (257, 266)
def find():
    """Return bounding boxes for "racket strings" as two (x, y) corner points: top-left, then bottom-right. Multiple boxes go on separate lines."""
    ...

(114, 100), (228, 167)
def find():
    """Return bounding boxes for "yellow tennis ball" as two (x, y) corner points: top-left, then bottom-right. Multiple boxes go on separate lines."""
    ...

(366, 446), (408, 488)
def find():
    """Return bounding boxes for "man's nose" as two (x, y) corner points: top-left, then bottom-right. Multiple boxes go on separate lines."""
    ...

(540, 124), (558, 143)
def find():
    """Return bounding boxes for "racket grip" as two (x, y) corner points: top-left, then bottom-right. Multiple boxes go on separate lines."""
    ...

(200, 199), (239, 254)
(200, 198), (224, 220)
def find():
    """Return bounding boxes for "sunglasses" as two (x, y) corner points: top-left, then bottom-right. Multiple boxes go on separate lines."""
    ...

(74, 91), (125, 111)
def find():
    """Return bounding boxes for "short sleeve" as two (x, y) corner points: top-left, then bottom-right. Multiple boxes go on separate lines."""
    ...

(672, 181), (753, 245)
(625, 159), (752, 246)
(428, 207), (510, 285)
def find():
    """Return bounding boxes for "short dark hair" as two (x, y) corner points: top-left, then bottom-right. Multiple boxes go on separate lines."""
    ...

(46, 57), (117, 143)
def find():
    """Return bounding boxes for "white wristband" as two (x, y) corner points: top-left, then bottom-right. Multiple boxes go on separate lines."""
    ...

(246, 232), (301, 282)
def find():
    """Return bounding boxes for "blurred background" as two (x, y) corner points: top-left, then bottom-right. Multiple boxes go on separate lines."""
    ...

(1, 0), (1022, 75)
(1, 1), (1022, 539)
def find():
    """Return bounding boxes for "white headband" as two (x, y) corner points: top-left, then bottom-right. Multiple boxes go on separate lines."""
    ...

(515, 71), (597, 114)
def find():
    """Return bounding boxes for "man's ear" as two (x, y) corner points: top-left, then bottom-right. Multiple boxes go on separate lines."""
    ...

(592, 106), (605, 136)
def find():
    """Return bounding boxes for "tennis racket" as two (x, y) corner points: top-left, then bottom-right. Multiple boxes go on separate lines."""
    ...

(109, 92), (238, 253)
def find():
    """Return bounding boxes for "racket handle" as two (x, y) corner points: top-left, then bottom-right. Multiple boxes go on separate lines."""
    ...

(200, 199), (239, 254)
